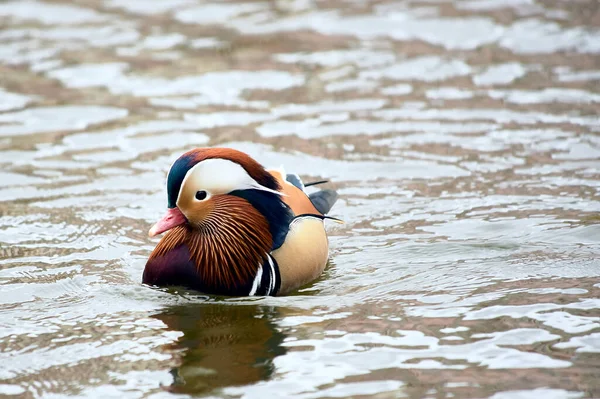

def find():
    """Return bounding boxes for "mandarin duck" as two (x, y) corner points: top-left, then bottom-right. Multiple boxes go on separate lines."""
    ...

(143, 148), (339, 296)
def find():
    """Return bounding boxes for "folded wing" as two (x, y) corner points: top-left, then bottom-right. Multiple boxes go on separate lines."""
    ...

(269, 168), (338, 216)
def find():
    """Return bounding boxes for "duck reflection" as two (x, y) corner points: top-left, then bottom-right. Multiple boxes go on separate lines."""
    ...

(153, 302), (286, 395)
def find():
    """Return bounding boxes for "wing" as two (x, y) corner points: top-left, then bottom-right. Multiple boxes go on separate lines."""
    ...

(269, 167), (339, 216)
(308, 190), (338, 214)
(268, 168), (321, 215)
(285, 173), (305, 191)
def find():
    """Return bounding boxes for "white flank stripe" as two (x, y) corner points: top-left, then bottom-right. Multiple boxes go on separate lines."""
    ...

(249, 265), (263, 296)
(267, 255), (276, 295)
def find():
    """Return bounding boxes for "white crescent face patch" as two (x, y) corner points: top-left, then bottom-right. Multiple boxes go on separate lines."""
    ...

(177, 158), (283, 207)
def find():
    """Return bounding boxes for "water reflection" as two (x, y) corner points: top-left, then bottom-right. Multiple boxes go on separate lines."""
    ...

(154, 302), (286, 395)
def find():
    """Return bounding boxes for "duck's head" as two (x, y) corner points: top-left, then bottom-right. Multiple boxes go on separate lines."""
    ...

(149, 148), (283, 237)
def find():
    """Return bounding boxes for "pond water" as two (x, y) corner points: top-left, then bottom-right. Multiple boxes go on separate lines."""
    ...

(1, 0), (599, 398)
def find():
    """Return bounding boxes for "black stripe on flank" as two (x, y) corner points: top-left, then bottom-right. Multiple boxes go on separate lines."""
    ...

(255, 254), (280, 296)
(270, 254), (281, 295)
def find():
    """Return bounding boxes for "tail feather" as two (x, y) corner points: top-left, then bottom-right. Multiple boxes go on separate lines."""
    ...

(309, 189), (338, 215)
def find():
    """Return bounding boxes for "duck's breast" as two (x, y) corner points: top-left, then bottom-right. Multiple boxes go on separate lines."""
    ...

(143, 244), (198, 288)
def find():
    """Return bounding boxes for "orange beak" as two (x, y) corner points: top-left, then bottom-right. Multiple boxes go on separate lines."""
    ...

(148, 207), (187, 237)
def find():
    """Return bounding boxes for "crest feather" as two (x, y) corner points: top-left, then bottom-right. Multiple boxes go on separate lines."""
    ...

(166, 148), (280, 208)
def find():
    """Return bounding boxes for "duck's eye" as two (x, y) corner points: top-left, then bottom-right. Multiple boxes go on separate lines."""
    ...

(195, 190), (208, 201)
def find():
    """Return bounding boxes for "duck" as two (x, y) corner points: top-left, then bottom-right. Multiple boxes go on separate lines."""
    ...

(143, 147), (339, 296)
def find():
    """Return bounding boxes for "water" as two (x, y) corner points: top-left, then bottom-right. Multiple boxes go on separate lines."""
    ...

(0, 0), (599, 397)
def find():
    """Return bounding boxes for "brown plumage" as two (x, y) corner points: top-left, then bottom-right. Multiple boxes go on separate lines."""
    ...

(149, 195), (272, 291)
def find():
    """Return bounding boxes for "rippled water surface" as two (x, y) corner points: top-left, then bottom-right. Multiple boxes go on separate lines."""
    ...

(1, 0), (600, 398)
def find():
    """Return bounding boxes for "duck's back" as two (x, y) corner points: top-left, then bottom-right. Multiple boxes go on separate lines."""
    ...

(268, 169), (320, 216)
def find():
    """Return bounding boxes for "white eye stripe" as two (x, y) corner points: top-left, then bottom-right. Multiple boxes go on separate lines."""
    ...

(177, 158), (282, 207)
